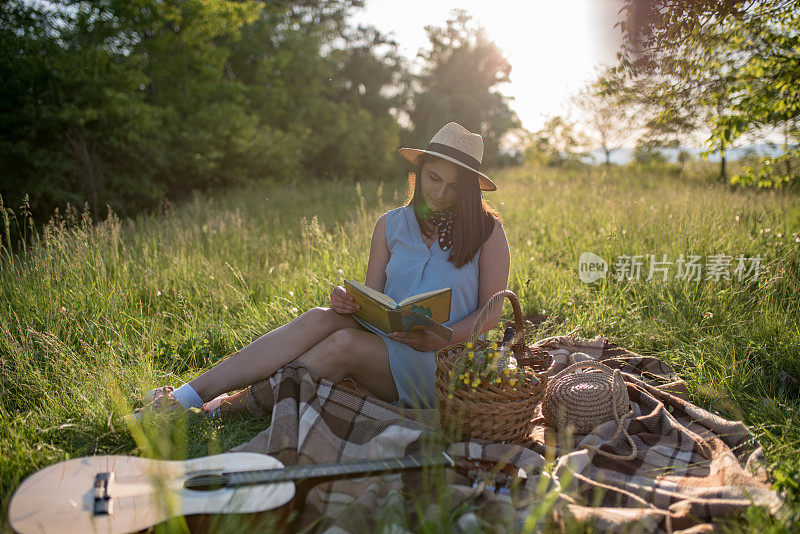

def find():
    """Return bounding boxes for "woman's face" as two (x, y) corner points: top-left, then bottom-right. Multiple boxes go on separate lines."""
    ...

(420, 157), (460, 211)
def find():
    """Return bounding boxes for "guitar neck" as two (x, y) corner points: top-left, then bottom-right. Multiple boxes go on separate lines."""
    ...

(204, 453), (454, 489)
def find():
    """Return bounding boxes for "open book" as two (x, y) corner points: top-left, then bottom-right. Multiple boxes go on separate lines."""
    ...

(344, 279), (453, 341)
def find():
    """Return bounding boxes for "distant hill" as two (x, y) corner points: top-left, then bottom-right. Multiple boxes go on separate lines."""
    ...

(589, 143), (793, 165)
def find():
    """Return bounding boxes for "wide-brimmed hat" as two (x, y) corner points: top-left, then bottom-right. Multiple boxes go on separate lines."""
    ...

(398, 122), (497, 191)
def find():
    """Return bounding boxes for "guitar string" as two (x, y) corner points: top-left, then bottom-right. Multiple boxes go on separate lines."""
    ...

(220, 455), (445, 488)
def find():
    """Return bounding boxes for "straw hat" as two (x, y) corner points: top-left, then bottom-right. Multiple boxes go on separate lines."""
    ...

(398, 122), (497, 191)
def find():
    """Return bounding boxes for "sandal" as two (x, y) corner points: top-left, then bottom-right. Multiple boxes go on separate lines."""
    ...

(124, 386), (199, 423)
(126, 386), (233, 422)
(143, 385), (174, 405)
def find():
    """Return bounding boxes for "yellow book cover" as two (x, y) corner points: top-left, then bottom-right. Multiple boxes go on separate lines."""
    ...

(344, 280), (453, 341)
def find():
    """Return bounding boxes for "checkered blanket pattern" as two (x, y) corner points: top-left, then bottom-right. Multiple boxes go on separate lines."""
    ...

(229, 334), (781, 532)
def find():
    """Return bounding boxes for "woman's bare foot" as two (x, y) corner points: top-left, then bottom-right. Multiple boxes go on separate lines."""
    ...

(201, 393), (228, 418)
(202, 391), (248, 418)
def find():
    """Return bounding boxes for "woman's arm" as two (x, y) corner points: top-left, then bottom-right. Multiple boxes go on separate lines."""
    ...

(446, 219), (510, 344)
(389, 219), (510, 351)
(364, 213), (389, 292)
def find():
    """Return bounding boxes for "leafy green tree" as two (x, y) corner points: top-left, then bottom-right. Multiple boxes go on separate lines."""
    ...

(631, 145), (668, 168)
(128, 0), (263, 193)
(304, 23), (406, 181)
(617, 0), (800, 188)
(523, 116), (586, 168)
(409, 10), (520, 168)
(597, 65), (699, 155)
(0, 0), (410, 230)
(331, 25), (408, 118)
(224, 1), (404, 182)
(677, 149), (694, 176)
(0, 0), (268, 221)
(0, 1), (167, 221)
(570, 77), (639, 167)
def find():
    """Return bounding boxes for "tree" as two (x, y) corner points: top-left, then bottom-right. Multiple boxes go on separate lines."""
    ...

(523, 115), (586, 168)
(306, 23), (408, 181)
(631, 144), (668, 167)
(617, 0), (800, 187)
(0, 0), (409, 229)
(409, 10), (520, 168)
(597, 65), (701, 153)
(570, 76), (639, 167)
(0, 0), (266, 221)
(0, 1), (169, 221)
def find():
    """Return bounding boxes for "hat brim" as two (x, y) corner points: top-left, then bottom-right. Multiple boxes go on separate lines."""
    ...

(398, 148), (497, 192)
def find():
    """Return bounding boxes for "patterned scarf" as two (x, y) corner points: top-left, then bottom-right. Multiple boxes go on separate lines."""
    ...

(422, 208), (455, 251)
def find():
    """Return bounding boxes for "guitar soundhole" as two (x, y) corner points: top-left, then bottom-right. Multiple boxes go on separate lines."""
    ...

(184, 474), (229, 491)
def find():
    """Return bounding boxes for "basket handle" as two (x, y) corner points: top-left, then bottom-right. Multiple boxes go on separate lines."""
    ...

(467, 289), (525, 345)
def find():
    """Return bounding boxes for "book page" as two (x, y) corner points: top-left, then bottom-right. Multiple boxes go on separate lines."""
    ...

(397, 287), (451, 307)
(344, 279), (397, 308)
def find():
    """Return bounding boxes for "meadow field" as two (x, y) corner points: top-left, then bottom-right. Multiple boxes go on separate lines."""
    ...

(1, 164), (799, 531)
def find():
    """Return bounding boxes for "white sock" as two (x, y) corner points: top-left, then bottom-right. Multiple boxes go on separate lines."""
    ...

(172, 383), (204, 409)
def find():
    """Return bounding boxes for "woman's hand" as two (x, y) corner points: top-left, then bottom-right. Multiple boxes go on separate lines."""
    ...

(330, 285), (361, 315)
(388, 330), (448, 352)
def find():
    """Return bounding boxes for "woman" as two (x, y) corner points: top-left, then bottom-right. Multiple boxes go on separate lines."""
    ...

(132, 122), (510, 418)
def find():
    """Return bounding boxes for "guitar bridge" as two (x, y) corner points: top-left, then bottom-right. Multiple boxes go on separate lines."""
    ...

(93, 472), (114, 516)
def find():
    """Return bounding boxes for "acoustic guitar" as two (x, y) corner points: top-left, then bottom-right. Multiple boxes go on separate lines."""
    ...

(8, 451), (519, 533)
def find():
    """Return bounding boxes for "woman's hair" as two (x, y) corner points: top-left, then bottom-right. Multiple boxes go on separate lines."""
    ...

(406, 153), (502, 268)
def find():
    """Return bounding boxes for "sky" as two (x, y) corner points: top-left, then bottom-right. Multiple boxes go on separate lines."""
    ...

(349, 0), (626, 134)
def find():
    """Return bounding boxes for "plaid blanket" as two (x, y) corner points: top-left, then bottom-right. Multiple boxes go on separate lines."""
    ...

(229, 335), (781, 533)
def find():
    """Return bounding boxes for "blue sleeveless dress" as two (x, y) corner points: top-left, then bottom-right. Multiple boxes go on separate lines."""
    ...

(354, 205), (481, 409)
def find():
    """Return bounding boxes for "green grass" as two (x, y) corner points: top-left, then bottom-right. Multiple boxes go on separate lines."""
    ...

(1, 164), (799, 531)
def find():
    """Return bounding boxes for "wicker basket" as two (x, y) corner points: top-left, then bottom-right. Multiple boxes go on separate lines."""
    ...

(434, 290), (552, 443)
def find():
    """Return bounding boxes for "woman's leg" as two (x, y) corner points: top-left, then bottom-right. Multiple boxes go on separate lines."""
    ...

(296, 328), (398, 403)
(188, 307), (360, 402)
(206, 386), (262, 417)
(206, 327), (397, 416)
